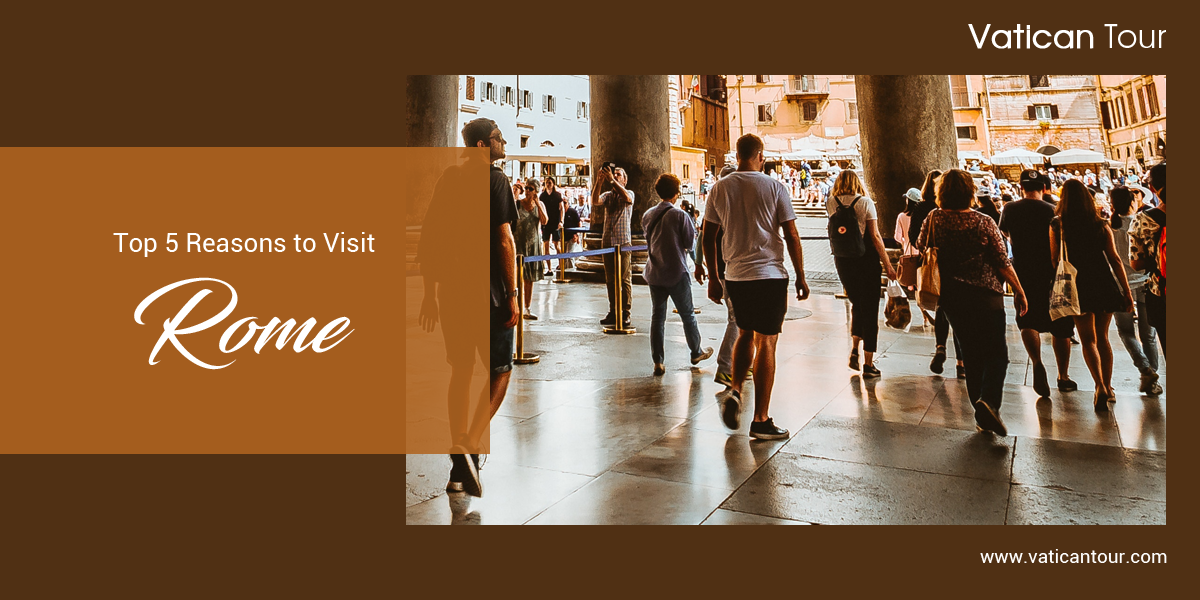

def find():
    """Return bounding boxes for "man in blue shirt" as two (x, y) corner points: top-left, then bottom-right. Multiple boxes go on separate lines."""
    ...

(643, 174), (714, 375)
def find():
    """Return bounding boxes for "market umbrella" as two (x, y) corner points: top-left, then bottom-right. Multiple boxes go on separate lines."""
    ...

(1050, 148), (1107, 166)
(989, 148), (1045, 166)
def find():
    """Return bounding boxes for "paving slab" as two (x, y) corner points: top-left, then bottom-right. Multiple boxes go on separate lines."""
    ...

(612, 425), (786, 490)
(782, 415), (1014, 482)
(1011, 437), (1165, 502)
(702, 509), (811, 525)
(487, 404), (685, 477)
(526, 471), (730, 525)
(405, 460), (594, 525)
(723, 453), (1010, 525)
(1006, 484), (1166, 525)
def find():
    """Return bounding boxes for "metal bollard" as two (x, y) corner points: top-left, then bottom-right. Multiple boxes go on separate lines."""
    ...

(604, 245), (636, 335)
(556, 225), (568, 283)
(514, 254), (540, 364)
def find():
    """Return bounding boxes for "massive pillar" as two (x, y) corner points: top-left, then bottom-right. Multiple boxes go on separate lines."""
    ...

(406, 75), (459, 148)
(590, 75), (672, 233)
(856, 76), (959, 238)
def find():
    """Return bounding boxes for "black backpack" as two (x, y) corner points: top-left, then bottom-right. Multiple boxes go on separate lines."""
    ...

(828, 195), (866, 257)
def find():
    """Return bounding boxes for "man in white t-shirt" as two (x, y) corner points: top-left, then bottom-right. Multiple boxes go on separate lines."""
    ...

(702, 134), (810, 440)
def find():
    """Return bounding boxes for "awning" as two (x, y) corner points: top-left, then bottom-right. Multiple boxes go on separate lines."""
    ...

(504, 147), (588, 164)
(990, 148), (1045, 166)
(1050, 148), (1107, 166)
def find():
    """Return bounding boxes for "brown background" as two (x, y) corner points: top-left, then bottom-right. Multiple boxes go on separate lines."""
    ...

(0, 0), (1186, 595)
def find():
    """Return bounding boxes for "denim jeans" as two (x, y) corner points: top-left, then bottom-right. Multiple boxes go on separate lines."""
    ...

(716, 278), (738, 374)
(1114, 294), (1159, 372)
(649, 273), (704, 365)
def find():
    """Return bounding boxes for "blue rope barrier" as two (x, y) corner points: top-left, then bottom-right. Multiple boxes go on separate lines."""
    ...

(522, 244), (650, 264)
(523, 247), (613, 263)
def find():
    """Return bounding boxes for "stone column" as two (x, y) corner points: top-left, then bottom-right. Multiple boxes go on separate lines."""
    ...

(406, 75), (459, 147)
(589, 75), (672, 234)
(856, 76), (959, 238)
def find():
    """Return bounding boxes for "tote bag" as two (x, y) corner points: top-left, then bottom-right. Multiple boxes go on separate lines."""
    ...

(1049, 235), (1081, 321)
(916, 215), (940, 312)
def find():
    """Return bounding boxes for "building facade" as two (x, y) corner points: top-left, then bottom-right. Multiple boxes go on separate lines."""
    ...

(950, 75), (992, 160)
(727, 75), (994, 165)
(982, 75), (1106, 156)
(727, 75), (860, 152)
(456, 75), (592, 184)
(677, 75), (730, 175)
(1097, 75), (1166, 174)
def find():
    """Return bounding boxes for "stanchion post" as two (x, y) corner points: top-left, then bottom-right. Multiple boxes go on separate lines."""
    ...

(604, 245), (636, 335)
(514, 254), (540, 364)
(556, 225), (568, 283)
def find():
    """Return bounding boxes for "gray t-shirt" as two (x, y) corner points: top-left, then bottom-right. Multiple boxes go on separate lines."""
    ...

(826, 193), (878, 236)
(703, 171), (796, 281)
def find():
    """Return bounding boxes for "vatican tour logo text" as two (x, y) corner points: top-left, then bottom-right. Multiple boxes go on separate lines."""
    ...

(134, 278), (353, 369)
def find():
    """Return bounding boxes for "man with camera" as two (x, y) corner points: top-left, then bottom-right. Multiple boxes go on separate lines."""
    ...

(592, 163), (635, 328)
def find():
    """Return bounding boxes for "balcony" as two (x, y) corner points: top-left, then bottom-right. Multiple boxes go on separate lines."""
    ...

(785, 76), (830, 99)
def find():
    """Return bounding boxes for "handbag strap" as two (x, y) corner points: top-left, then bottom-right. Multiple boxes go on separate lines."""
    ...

(1059, 224), (1069, 265)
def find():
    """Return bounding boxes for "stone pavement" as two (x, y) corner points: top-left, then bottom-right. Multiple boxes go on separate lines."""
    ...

(405, 271), (1167, 525)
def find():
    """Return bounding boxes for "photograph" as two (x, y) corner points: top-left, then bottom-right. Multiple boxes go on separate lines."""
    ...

(406, 74), (1167, 526)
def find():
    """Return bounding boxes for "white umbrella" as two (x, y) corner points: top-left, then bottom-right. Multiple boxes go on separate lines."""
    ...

(990, 148), (1045, 166)
(782, 149), (825, 161)
(958, 150), (990, 165)
(1050, 148), (1107, 166)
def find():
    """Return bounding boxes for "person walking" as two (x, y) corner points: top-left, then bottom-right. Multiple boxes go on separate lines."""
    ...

(999, 169), (1076, 397)
(515, 178), (548, 319)
(540, 177), (565, 277)
(696, 164), (743, 387)
(1050, 179), (1135, 411)
(644, 174), (714, 375)
(917, 170), (1028, 436)
(1130, 163), (1166, 355)
(909, 170), (964, 378)
(827, 170), (897, 377)
(420, 118), (519, 497)
(702, 134), (810, 440)
(593, 164), (634, 328)
(1109, 186), (1162, 395)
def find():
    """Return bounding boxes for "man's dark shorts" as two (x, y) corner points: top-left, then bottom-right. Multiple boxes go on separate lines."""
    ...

(725, 278), (788, 335)
(541, 225), (561, 243)
(491, 304), (515, 374)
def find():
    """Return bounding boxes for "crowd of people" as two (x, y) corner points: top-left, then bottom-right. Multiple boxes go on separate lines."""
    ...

(427, 118), (1166, 497)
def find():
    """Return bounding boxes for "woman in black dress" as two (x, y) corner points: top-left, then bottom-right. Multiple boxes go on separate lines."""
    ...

(1050, 179), (1134, 410)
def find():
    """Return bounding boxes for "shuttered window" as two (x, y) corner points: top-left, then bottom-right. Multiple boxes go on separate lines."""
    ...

(949, 75), (970, 107)
(1146, 82), (1161, 116)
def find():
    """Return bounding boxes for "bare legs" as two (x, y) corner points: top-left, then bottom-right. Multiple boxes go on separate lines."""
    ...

(731, 329), (780, 422)
(1020, 328), (1073, 379)
(1073, 313), (1115, 396)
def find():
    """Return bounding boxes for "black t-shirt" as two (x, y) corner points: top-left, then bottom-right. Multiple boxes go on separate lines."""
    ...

(563, 206), (581, 230)
(999, 197), (1056, 278)
(908, 200), (937, 246)
(540, 190), (564, 226)
(491, 166), (518, 306)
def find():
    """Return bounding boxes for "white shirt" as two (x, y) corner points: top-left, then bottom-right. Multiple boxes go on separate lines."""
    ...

(703, 171), (796, 281)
